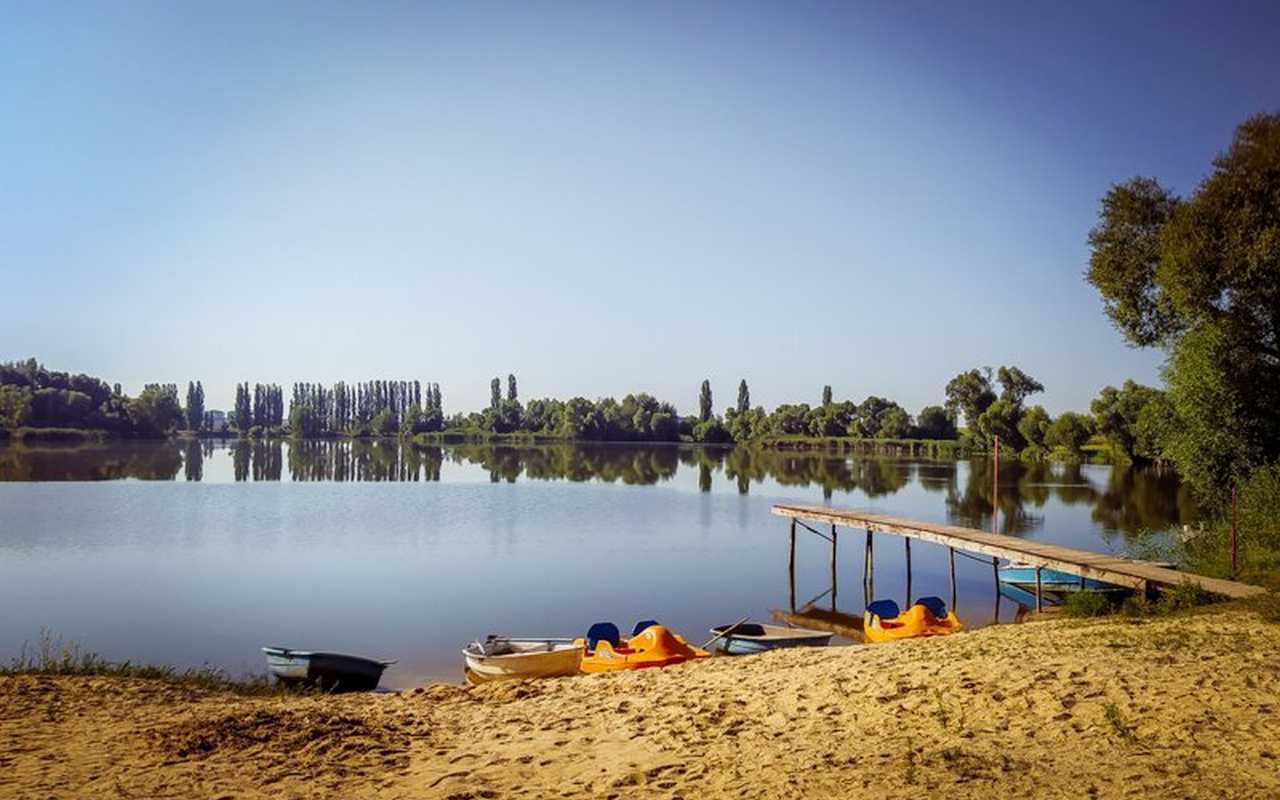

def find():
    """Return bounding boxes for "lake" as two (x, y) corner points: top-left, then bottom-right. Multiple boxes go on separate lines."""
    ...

(0, 439), (1198, 687)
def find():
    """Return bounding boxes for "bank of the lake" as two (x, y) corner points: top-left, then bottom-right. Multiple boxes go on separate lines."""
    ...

(4, 606), (1278, 799)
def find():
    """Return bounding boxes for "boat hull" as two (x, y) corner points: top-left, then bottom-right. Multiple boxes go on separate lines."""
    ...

(710, 623), (834, 655)
(262, 648), (390, 692)
(462, 643), (581, 683)
(998, 565), (1118, 592)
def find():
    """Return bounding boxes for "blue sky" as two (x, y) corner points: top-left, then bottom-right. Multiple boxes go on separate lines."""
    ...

(3, 1), (1278, 415)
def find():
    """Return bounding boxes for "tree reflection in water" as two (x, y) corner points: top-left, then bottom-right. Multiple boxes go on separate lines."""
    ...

(0, 441), (1199, 542)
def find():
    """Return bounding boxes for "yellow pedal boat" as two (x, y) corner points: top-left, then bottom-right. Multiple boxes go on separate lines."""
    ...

(577, 621), (710, 673)
(863, 597), (963, 643)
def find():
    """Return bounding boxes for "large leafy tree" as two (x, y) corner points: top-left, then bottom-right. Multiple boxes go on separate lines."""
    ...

(1087, 113), (1280, 499)
(736, 380), (749, 414)
(1090, 380), (1163, 462)
(698, 380), (712, 422)
(131, 384), (183, 436)
(1044, 412), (1094, 456)
(996, 366), (1044, 406)
(914, 405), (956, 440)
(944, 369), (996, 428)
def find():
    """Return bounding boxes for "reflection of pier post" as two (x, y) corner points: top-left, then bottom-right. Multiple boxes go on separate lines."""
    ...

(949, 547), (957, 612)
(992, 556), (1000, 623)
(788, 519), (796, 612)
(862, 530), (874, 605)
(829, 524), (838, 611)
(904, 537), (912, 608)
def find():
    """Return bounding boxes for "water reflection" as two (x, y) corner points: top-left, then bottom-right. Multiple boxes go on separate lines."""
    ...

(0, 442), (185, 481)
(0, 440), (1199, 537)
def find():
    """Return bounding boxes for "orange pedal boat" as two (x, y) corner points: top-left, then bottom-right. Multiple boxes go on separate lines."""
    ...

(577, 620), (710, 673)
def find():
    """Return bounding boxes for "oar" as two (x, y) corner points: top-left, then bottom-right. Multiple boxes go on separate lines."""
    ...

(701, 616), (751, 651)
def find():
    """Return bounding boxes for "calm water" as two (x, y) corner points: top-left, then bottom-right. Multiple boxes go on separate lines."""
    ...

(0, 440), (1197, 686)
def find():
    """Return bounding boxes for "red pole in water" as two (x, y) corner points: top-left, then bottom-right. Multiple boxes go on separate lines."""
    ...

(1231, 484), (1238, 573)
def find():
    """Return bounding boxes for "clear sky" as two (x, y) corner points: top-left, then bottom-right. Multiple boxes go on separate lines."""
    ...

(4, 1), (1278, 415)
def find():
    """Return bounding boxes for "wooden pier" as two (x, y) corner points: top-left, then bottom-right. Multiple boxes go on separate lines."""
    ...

(772, 504), (1266, 607)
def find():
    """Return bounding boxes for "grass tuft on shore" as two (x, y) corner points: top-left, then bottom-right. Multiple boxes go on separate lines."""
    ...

(2, 630), (287, 696)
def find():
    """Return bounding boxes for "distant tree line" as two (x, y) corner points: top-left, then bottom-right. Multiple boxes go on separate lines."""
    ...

(0, 359), (181, 437)
(0, 357), (1155, 466)
(281, 380), (444, 438)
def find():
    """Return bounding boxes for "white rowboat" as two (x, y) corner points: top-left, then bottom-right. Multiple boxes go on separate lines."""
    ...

(462, 636), (581, 683)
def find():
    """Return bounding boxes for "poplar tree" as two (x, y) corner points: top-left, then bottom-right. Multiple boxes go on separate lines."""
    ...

(699, 380), (712, 422)
(508, 374), (517, 403)
(736, 380), (749, 414)
(822, 385), (833, 406)
(491, 378), (501, 410)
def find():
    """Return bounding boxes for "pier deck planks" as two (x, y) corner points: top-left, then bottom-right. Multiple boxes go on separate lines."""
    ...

(771, 504), (1265, 599)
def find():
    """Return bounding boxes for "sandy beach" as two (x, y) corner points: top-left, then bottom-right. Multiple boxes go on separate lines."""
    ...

(4, 609), (1279, 799)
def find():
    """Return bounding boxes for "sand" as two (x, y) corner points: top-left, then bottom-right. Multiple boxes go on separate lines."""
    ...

(4, 610), (1280, 799)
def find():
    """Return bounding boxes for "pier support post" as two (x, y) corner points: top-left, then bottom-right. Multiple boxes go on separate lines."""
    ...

(992, 556), (1000, 624)
(1034, 566), (1043, 613)
(905, 537), (913, 609)
(788, 519), (797, 612)
(949, 547), (957, 612)
(864, 529), (875, 603)
(830, 524), (838, 611)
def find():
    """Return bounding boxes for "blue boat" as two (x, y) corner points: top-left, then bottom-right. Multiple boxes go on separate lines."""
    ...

(262, 647), (395, 692)
(997, 562), (1119, 592)
(708, 622), (833, 655)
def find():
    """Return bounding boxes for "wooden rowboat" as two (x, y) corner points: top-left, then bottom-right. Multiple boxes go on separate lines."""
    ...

(261, 646), (394, 692)
(462, 636), (581, 683)
(708, 622), (833, 655)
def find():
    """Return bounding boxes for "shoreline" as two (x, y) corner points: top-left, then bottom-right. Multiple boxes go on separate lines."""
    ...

(0, 430), (1120, 465)
(4, 607), (1277, 798)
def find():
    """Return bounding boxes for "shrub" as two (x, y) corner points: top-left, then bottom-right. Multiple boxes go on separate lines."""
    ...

(1120, 594), (1154, 617)
(1063, 591), (1110, 617)
(1156, 580), (1219, 613)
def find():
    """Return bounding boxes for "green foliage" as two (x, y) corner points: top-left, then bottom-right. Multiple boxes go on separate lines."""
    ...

(694, 417), (732, 444)
(4, 630), (282, 696)
(130, 384), (183, 436)
(1160, 324), (1269, 498)
(1044, 412), (1093, 456)
(1062, 591), (1110, 618)
(1087, 176), (1181, 347)
(1120, 594), (1153, 617)
(1183, 464), (1280, 577)
(0, 385), (33, 428)
(370, 409), (398, 436)
(876, 406), (912, 439)
(1157, 580), (1219, 613)
(807, 401), (855, 437)
(736, 380), (750, 414)
(768, 403), (811, 436)
(1087, 114), (1280, 501)
(184, 381), (205, 431)
(699, 380), (713, 422)
(1090, 380), (1164, 462)
(974, 398), (1024, 449)
(944, 368), (996, 429)
(914, 405), (957, 440)
(1017, 405), (1051, 450)
(821, 384), (832, 406)
(234, 383), (252, 431)
(996, 366), (1044, 406)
